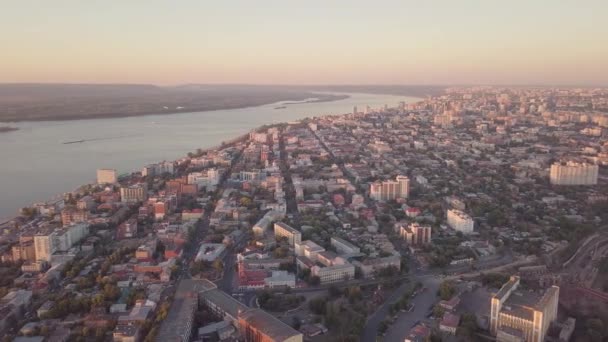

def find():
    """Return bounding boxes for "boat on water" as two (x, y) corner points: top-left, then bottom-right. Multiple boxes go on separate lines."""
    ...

(274, 106), (287, 110)
(63, 139), (85, 144)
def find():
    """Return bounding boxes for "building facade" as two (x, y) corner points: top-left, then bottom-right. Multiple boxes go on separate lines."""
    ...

(311, 263), (355, 284)
(369, 175), (410, 201)
(400, 223), (432, 245)
(330, 237), (360, 254)
(274, 222), (302, 246)
(120, 184), (148, 203)
(97, 169), (117, 184)
(490, 276), (559, 342)
(295, 240), (325, 262)
(61, 208), (88, 226)
(447, 209), (474, 234)
(550, 161), (598, 185)
(34, 232), (55, 262)
(142, 161), (175, 177)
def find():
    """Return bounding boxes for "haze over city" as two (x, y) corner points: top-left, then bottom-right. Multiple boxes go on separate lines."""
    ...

(2, 0), (608, 85)
(1, 2), (608, 342)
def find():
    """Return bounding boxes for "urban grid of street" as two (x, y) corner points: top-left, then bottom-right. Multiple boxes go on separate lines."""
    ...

(177, 122), (539, 341)
(2, 86), (607, 341)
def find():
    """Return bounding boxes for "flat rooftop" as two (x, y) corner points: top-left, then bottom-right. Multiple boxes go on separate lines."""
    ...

(501, 290), (543, 321)
(239, 308), (302, 340)
(200, 288), (248, 318)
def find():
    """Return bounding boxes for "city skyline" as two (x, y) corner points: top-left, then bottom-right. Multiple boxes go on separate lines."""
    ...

(2, 0), (607, 85)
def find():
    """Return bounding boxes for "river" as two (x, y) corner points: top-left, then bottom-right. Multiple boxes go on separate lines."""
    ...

(0, 92), (419, 220)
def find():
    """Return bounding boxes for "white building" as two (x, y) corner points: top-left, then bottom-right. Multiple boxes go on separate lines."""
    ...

(353, 255), (400, 278)
(369, 175), (410, 202)
(447, 209), (474, 234)
(142, 161), (175, 177)
(252, 210), (284, 237)
(330, 237), (360, 254)
(295, 240), (325, 262)
(53, 223), (89, 252)
(34, 232), (56, 262)
(187, 168), (220, 190)
(550, 161), (598, 185)
(311, 263), (355, 284)
(240, 169), (265, 182)
(195, 243), (226, 262)
(97, 169), (117, 184)
(264, 271), (296, 288)
(274, 222), (302, 246)
(120, 184), (148, 203)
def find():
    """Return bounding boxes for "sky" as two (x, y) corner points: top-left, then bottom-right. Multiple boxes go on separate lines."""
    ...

(1, 0), (607, 86)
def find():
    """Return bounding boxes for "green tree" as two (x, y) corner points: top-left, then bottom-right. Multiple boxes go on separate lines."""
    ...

(309, 297), (327, 315)
(433, 305), (445, 318)
(457, 313), (477, 339)
(438, 280), (455, 300)
(328, 285), (342, 298)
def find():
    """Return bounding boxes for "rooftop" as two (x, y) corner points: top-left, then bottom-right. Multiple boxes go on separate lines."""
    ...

(494, 276), (520, 301)
(200, 288), (249, 319)
(239, 308), (302, 341)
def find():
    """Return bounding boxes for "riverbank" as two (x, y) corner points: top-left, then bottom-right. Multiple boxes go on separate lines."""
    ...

(0, 126), (19, 133)
(0, 84), (355, 123)
(0, 92), (347, 123)
(282, 94), (349, 105)
(0, 92), (420, 220)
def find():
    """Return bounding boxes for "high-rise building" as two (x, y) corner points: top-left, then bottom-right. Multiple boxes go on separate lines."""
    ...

(447, 209), (474, 234)
(370, 175), (410, 201)
(550, 161), (598, 185)
(53, 223), (89, 252)
(400, 223), (432, 245)
(34, 232), (56, 262)
(61, 207), (88, 226)
(11, 241), (36, 262)
(142, 161), (175, 177)
(273, 222), (302, 246)
(490, 276), (559, 342)
(96, 169), (117, 184)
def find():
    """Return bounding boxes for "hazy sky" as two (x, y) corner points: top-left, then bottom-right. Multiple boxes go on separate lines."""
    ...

(1, 0), (607, 85)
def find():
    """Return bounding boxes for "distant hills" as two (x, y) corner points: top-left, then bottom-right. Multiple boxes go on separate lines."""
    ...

(296, 84), (445, 98)
(0, 84), (442, 122)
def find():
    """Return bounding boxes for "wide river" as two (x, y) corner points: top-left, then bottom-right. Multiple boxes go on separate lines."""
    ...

(0, 92), (419, 220)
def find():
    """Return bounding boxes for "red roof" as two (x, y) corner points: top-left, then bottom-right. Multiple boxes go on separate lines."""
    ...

(441, 313), (460, 328)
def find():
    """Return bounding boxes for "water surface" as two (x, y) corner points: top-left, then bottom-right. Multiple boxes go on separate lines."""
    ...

(0, 92), (419, 220)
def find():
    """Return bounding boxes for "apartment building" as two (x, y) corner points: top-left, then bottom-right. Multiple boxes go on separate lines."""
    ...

(142, 161), (175, 177)
(120, 184), (148, 203)
(61, 207), (88, 226)
(550, 161), (598, 185)
(274, 222), (302, 245)
(369, 175), (410, 201)
(97, 168), (117, 184)
(447, 209), (474, 234)
(400, 223), (432, 245)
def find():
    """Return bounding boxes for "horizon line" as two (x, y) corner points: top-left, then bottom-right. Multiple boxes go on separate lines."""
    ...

(1, 82), (608, 88)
